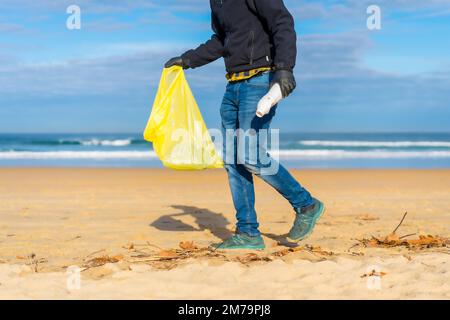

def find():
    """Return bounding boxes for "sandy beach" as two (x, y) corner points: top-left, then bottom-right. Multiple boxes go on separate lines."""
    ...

(0, 168), (449, 299)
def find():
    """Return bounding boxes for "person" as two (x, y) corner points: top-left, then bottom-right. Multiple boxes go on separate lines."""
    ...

(165, 0), (324, 250)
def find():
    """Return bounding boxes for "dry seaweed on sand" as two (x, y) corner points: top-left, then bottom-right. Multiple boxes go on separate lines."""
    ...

(356, 214), (380, 221)
(361, 270), (387, 278)
(303, 245), (335, 256)
(360, 234), (449, 249)
(272, 245), (334, 258)
(232, 245), (334, 265)
(355, 212), (450, 250)
(83, 254), (124, 269)
(179, 241), (198, 251)
(127, 241), (226, 264)
(20, 253), (47, 273)
(82, 239), (336, 271)
(235, 253), (273, 264)
(271, 246), (303, 257)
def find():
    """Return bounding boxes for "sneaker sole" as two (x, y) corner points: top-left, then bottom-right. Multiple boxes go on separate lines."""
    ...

(287, 202), (326, 242)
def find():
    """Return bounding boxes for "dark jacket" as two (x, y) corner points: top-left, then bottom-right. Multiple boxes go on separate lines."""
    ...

(181, 0), (297, 73)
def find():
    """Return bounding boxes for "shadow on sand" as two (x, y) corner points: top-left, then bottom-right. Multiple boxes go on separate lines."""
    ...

(261, 232), (299, 248)
(150, 205), (233, 241)
(151, 205), (300, 248)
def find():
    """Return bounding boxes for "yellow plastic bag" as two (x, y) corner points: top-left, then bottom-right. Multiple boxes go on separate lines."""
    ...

(143, 66), (223, 170)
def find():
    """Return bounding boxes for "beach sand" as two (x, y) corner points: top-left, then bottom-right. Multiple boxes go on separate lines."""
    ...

(0, 168), (449, 299)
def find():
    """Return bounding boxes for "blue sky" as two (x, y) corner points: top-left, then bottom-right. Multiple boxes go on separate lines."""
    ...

(0, 0), (449, 133)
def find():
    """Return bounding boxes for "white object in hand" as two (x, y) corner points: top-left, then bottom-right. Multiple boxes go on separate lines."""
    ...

(256, 83), (283, 118)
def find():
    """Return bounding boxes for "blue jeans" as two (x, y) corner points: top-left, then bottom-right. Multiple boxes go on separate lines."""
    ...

(220, 72), (314, 237)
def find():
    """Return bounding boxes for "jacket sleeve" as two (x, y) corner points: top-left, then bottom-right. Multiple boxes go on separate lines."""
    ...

(251, 0), (297, 71)
(181, 12), (224, 69)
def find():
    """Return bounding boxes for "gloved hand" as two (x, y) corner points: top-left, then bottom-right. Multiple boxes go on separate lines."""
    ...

(271, 70), (296, 98)
(164, 56), (189, 69)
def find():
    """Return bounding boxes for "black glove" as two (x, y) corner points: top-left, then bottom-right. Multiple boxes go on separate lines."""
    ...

(164, 56), (189, 69)
(271, 70), (296, 98)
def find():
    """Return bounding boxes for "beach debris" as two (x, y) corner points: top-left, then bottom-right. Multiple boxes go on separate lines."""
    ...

(348, 251), (364, 256)
(30, 253), (39, 273)
(145, 242), (163, 251)
(272, 246), (304, 257)
(390, 211), (408, 236)
(235, 253), (273, 264)
(272, 245), (334, 258)
(179, 241), (198, 251)
(66, 235), (82, 241)
(126, 241), (228, 270)
(361, 270), (387, 278)
(357, 214), (379, 221)
(85, 249), (106, 258)
(304, 245), (335, 256)
(23, 253), (47, 273)
(356, 212), (450, 250)
(122, 243), (135, 250)
(83, 254), (124, 269)
(403, 254), (413, 261)
(346, 242), (366, 256)
(123, 242), (166, 257)
(85, 240), (338, 271)
(229, 245), (335, 265)
(363, 235), (450, 249)
(156, 249), (180, 260)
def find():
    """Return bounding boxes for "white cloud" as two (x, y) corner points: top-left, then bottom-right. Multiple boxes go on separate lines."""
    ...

(284, 0), (450, 29)
(0, 22), (25, 32)
(1, 31), (448, 113)
(0, 0), (208, 14)
(1, 0), (449, 132)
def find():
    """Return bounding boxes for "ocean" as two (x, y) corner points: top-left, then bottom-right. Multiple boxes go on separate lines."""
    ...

(0, 132), (449, 168)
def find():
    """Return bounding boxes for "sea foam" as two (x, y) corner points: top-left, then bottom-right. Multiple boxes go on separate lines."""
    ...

(1, 150), (450, 160)
(299, 140), (450, 147)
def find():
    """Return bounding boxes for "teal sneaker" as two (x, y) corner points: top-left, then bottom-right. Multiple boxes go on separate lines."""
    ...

(211, 233), (266, 250)
(288, 198), (325, 241)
